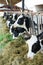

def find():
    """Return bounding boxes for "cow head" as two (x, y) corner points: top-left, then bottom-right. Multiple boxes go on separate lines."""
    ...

(13, 14), (33, 32)
(10, 26), (26, 39)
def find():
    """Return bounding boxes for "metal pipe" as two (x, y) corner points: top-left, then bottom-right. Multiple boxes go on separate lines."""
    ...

(22, 0), (24, 12)
(41, 15), (43, 32)
(36, 15), (39, 35)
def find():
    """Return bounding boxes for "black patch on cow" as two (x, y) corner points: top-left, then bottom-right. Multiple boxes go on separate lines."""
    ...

(25, 17), (32, 31)
(9, 19), (15, 24)
(13, 31), (19, 37)
(17, 27), (26, 33)
(11, 27), (26, 37)
(11, 26), (19, 37)
(15, 14), (18, 20)
(37, 32), (43, 39)
(32, 40), (41, 53)
(8, 19), (15, 28)
(17, 17), (24, 25)
(3, 12), (6, 18)
(41, 40), (43, 45)
(11, 26), (15, 32)
(6, 15), (10, 20)
(24, 36), (31, 40)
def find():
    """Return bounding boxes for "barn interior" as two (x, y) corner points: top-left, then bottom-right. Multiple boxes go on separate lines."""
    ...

(0, 0), (43, 65)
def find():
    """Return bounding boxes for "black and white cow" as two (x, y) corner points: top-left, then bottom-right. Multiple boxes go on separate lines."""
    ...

(25, 32), (43, 59)
(6, 13), (19, 28)
(10, 14), (33, 39)
(12, 14), (33, 32)
(3, 12), (11, 20)
(6, 15), (15, 28)
(3, 12), (14, 28)
(10, 26), (26, 39)
(3, 12), (7, 19)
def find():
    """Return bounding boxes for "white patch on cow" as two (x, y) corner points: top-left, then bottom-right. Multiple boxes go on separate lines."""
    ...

(17, 15), (23, 20)
(14, 21), (27, 30)
(12, 13), (16, 21)
(13, 15), (23, 26)
(6, 20), (10, 27)
(13, 35), (18, 39)
(19, 31), (26, 36)
(40, 39), (43, 53)
(26, 35), (37, 59)
(27, 51), (35, 59)
(10, 25), (13, 34)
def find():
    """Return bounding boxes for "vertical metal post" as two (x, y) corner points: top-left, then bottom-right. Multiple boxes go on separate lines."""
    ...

(31, 14), (35, 35)
(37, 15), (39, 35)
(22, 0), (24, 12)
(41, 15), (43, 32)
(10, 0), (13, 10)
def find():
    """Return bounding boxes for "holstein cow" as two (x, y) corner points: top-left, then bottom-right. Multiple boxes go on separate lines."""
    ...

(25, 32), (43, 59)
(10, 26), (26, 39)
(3, 12), (7, 19)
(6, 15), (15, 28)
(6, 13), (19, 28)
(11, 14), (33, 35)
(13, 14), (33, 31)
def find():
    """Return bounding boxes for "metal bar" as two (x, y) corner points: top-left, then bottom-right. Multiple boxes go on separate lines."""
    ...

(10, 0), (13, 10)
(31, 14), (35, 35)
(36, 15), (39, 35)
(22, 0), (24, 12)
(41, 15), (43, 32)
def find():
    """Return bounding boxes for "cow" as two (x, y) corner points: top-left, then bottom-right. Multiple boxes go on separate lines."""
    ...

(6, 15), (15, 28)
(3, 12), (7, 19)
(12, 14), (33, 33)
(6, 13), (19, 28)
(10, 26), (26, 39)
(10, 14), (37, 39)
(10, 14), (33, 39)
(25, 32), (43, 59)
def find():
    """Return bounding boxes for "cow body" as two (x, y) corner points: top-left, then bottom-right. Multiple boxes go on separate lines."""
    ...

(25, 32), (43, 59)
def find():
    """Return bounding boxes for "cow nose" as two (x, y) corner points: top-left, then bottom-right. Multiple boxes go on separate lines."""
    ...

(28, 57), (33, 60)
(27, 56), (33, 60)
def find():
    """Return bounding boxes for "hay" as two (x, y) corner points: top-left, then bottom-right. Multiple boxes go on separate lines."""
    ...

(0, 37), (28, 65)
(0, 17), (43, 65)
(0, 36), (43, 65)
(0, 17), (9, 34)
